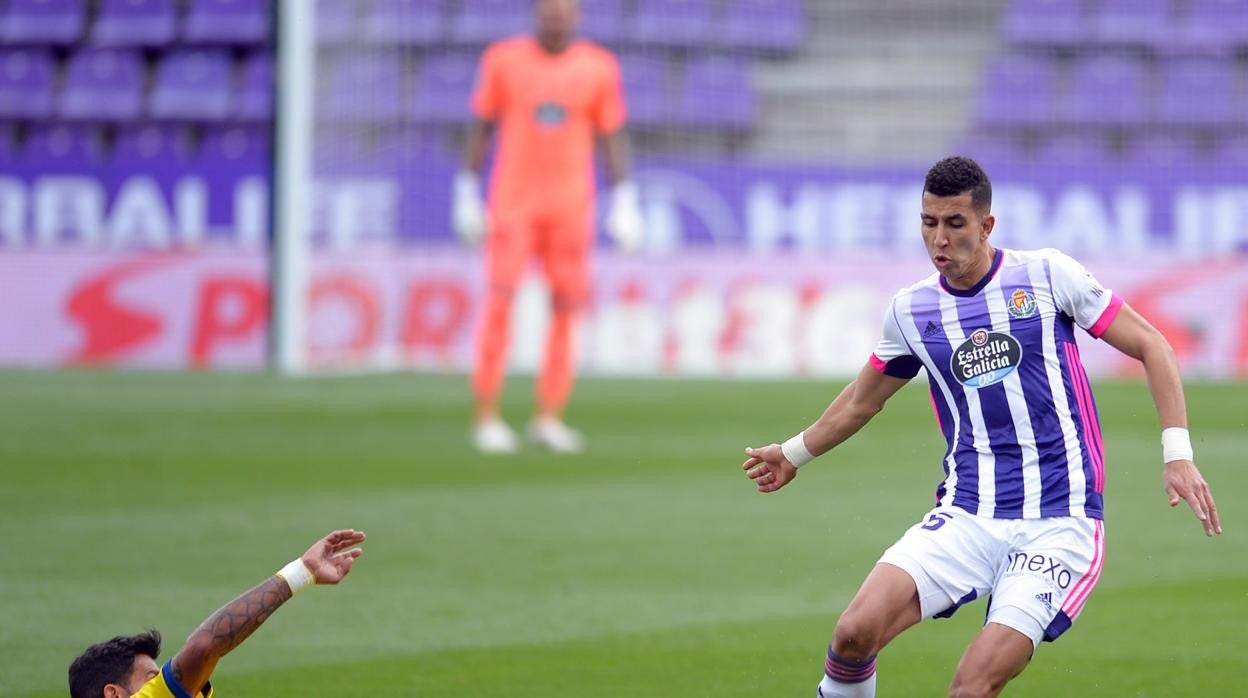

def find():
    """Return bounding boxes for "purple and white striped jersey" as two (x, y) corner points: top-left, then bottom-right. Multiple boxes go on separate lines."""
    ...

(870, 248), (1123, 520)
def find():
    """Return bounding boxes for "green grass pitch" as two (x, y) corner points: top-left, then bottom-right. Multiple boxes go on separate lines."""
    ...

(1, 370), (1243, 697)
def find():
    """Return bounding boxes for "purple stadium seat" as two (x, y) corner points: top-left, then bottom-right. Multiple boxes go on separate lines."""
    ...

(236, 51), (273, 121)
(200, 125), (269, 165)
(320, 53), (405, 123)
(632, 0), (713, 47)
(1155, 58), (1235, 125)
(1178, 0), (1248, 52)
(362, 0), (444, 45)
(183, 0), (269, 44)
(581, 0), (625, 44)
(111, 124), (195, 163)
(376, 127), (455, 167)
(59, 49), (146, 121)
(0, 49), (56, 119)
(317, 0), (357, 43)
(1122, 134), (1203, 169)
(411, 53), (476, 124)
(0, 0), (85, 44)
(149, 50), (234, 120)
(974, 54), (1058, 127)
(619, 53), (670, 127)
(23, 124), (105, 165)
(452, 0), (528, 45)
(720, 0), (805, 53)
(1093, 0), (1172, 46)
(1213, 134), (1248, 166)
(1034, 133), (1115, 168)
(999, 0), (1084, 47)
(676, 56), (755, 129)
(92, 0), (178, 47)
(958, 134), (1033, 167)
(1063, 55), (1149, 126)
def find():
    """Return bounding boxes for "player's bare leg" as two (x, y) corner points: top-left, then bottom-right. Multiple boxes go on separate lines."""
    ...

(819, 563), (924, 697)
(946, 622), (1033, 698)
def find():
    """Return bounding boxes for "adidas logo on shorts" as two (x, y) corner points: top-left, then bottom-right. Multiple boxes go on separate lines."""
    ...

(1034, 591), (1053, 609)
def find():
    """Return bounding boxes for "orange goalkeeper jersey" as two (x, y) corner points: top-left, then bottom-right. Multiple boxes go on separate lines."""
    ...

(471, 36), (626, 213)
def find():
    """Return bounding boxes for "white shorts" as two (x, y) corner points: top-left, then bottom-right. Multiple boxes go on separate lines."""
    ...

(878, 506), (1105, 649)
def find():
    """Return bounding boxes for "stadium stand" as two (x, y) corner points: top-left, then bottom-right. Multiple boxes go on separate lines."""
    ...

(971, 0), (1248, 166)
(5, 0), (1246, 170)
(0, 0), (812, 170)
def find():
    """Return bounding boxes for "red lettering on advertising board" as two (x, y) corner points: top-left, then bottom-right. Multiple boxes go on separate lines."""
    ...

(65, 255), (172, 364)
(190, 276), (266, 366)
(307, 275), (380, 361)
(399, 280), (470, 359)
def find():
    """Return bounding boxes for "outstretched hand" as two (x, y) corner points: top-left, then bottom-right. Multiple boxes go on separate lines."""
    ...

(742, 444), (799, 493)
(1163, 461), (1221, 537)
(301, 529), (366, 584)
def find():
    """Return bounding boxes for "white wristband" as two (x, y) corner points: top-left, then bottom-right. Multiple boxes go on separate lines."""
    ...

(781, 430), (815, 469)
(1161, 427), (1194, 464)
(276, 559), (315, 596)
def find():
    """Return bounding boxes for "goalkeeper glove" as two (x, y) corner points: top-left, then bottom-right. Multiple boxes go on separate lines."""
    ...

(605, 180), (644, 253)
(452, 171), (487, 245)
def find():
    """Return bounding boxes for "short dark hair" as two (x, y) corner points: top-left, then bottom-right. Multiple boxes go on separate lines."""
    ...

(68, 630), (162, 698)
(924, 156), (992, 213)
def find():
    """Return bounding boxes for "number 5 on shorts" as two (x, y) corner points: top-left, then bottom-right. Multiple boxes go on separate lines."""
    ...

(921, 512), (954, 531)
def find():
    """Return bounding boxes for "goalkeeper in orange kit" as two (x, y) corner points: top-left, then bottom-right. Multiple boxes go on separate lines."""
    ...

(454, 0), (641, 454)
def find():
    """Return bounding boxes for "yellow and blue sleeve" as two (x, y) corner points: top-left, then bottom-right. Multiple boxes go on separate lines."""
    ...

(130, 660), (214, 698)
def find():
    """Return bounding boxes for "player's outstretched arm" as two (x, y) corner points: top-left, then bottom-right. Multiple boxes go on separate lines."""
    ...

(1100, 304), (1221, 536)
(170, 529), (367, 694)
(743, 363), (910, 493)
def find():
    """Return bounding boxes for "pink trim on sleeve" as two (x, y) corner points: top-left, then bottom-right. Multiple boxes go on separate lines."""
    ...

(868, 353), (887, 373)
(1088, 294), (1124, 338)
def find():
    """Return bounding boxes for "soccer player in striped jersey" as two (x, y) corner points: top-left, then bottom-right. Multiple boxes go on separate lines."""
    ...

(741, 157), (1220, 698)
(67, 530), (365, 698)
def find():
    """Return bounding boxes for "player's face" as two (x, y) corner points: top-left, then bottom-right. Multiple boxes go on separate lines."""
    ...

(921, 191), (995, 287)
(103, 654), (159, 697)
(535, 0), (580, 45)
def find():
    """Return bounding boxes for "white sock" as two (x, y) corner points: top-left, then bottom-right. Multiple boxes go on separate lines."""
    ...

(817, 672), (876, 698)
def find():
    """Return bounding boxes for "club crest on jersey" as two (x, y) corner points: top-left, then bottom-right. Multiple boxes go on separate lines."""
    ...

(951, 329), (1023, 388)
(534, 102), (568, 125)
(1006, 289), (1037, 319)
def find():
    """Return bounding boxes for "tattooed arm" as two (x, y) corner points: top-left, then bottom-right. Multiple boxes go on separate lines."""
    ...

(170, 529), (366, 695)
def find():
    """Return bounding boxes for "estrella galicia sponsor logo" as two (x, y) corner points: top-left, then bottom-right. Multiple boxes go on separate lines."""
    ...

(534, 102), (568, 125)
(1006, 289), (1037, 319)
(951, 328), (1022, 388)
(1004, 551), (1073, 590)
